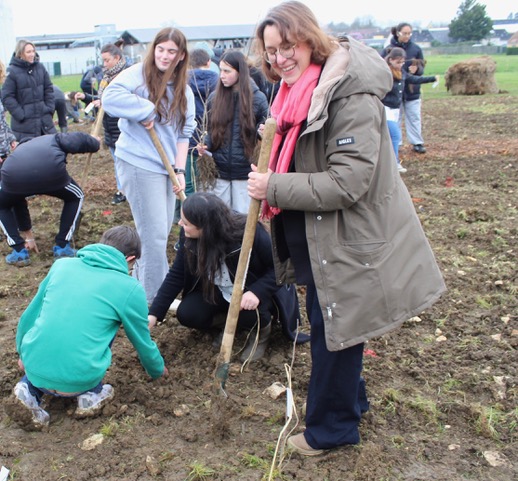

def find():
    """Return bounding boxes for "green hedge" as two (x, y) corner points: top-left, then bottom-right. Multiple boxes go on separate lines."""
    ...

(506, 47), (518, 56)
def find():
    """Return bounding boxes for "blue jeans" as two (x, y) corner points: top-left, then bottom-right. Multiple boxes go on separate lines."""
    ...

(387, 120), (402, 165)
(21, 375), (102, 405)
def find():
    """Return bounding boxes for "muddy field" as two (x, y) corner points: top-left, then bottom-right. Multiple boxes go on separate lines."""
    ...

(0, 94), (516, 480)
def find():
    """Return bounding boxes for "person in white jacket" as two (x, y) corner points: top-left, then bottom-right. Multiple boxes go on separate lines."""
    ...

(102, 27), (196, 303)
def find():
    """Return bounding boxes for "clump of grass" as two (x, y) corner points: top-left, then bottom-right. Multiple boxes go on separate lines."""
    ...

(185, 461), (216, 481)
(472, 404), (504, 440)
(408, 395), (440, 425)
(99, 419), (119, 437)
(266, 411), (285, 426)
(240, 453), (287, 481)
(241, 404), (258, 418)
(240, 453), (269, 470)
(380, 388), (402, 415)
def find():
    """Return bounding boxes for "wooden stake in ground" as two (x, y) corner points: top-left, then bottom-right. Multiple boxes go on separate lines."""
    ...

(212, 117), (277, 400)
(148, 127), (187, 202)
(80, 107), (105, 187)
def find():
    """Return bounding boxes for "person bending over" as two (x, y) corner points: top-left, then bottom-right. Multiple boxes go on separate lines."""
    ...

(9, 225), (168, 431)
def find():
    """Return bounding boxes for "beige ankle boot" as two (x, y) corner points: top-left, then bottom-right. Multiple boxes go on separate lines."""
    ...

(240, 323), (271, 362)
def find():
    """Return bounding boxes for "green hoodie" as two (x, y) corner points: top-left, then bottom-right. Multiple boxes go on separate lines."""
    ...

(16, 244), (164, 393)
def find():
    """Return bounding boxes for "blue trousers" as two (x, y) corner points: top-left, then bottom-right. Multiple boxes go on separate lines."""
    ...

(387, 120), (402, 165)
(22, 375), (102, 405)
(304, 283), (368, 449)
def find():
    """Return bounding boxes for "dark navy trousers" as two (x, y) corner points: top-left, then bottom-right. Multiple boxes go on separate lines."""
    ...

(304, 282), (369, 450)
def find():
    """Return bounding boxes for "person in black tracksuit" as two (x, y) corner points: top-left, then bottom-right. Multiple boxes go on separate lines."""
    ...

(1, 40), (57, 142)
(0, 132), (100, 265)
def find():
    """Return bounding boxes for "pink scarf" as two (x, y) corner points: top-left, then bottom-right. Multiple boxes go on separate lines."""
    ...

(262, 63), (322, 219)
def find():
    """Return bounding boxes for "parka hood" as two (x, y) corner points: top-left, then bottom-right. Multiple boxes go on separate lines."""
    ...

(308, 36), (392, 125)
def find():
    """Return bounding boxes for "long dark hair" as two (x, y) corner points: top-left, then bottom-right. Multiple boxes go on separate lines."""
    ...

(143, 27), (190, 129)
(209, 50), (257, 159)
(182, 192), (247, 302)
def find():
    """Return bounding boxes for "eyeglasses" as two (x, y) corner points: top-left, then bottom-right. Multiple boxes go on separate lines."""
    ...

(398, 31), (412, 37)
(263, 45), (297, 64)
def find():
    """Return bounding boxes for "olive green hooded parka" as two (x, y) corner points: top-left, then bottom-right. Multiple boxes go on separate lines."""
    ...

(267, 36), (446, 351)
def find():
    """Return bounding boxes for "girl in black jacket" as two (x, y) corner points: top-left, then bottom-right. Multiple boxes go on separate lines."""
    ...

(148, 192), (277, 361)
(198, 50), (268, 214)
(1, 40), (56, 142)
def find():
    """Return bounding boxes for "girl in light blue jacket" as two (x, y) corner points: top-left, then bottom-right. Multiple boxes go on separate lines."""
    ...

(103, 27), (196, 303)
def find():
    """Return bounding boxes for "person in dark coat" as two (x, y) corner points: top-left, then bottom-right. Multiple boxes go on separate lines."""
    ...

(52, 85), (68, 133)
(0, 60), (17, 166)
(76, 44), (129, 205)
(381, 23), (429, 154)
(198, 50), (268, 214)
(0, 132), (100, 266)
(80, 65), (102, 96)
(1, 40), (57, 142)
(381, 47), (438, 173)
(148, 192), (286, 362)
(186, 49), (219, 195)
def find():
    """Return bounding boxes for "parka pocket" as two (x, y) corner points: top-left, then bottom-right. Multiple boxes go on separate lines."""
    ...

(339, 239), (389, 267)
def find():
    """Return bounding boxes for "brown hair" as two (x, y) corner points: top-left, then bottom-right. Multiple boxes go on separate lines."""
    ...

(143, 27), (190, 129)
(100, 225), (141, 258)
(14, 39), (36, 60)
(190, 48), (211, 69)
(254, 0), (336, 83)
(100, 43), (123, 59)
(384, 47), (406, 80)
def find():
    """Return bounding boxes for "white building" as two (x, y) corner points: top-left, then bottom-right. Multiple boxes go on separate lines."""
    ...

(0, 0), (16, 65)
(13, 24), (257, 77)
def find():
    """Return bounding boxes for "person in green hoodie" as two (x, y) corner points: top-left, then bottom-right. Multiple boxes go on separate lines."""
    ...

(9, 225), (168, 431)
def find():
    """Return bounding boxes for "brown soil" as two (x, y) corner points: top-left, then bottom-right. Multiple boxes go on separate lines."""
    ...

(1, 94), (517, 481)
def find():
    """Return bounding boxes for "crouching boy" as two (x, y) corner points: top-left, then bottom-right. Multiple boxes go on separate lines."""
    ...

(9, 225), (168, 431)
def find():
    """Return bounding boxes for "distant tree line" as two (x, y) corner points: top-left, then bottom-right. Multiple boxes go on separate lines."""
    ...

(326, 1), (497, 43)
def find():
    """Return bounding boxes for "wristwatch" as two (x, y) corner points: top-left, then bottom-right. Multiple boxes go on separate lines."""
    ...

(173, 168), (186, 175)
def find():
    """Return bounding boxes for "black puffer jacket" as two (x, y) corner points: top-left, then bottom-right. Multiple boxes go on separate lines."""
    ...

(205, 80), (268, 181)
(1, 132), (100, 194)
(382, 71), (436, 109)
(188, 68), (219, 148)
(1, 53), (57, 141)
(381, 37), (425, 102)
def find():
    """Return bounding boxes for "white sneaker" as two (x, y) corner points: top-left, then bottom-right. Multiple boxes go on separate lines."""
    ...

(397, 164), (407, 173)
(75, 384), (114, 418)
(13, 381), (50, 430)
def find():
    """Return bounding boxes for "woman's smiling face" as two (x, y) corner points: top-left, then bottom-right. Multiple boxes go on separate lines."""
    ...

(263, 25), (312, 86)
